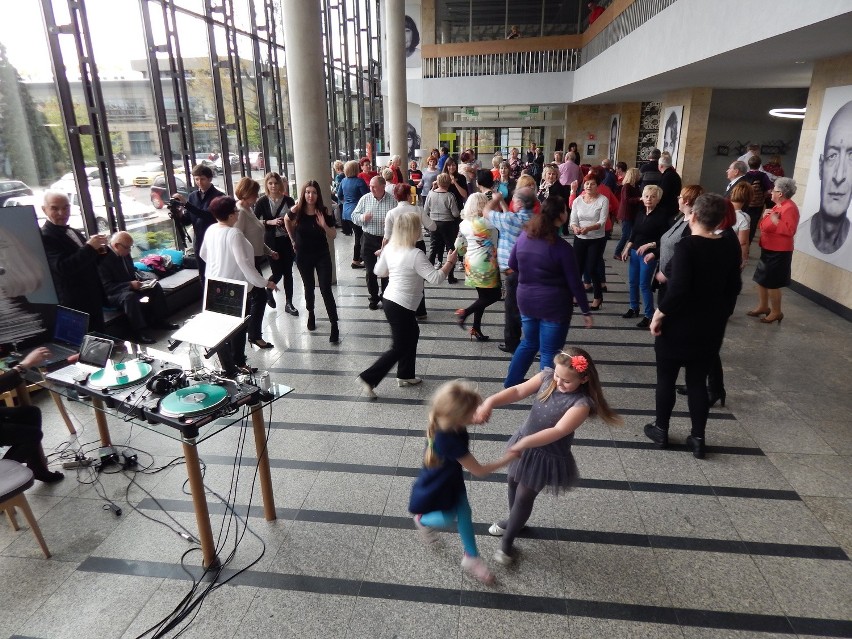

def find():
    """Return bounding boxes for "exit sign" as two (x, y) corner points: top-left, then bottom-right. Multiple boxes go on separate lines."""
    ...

(530, 106), (539, 113)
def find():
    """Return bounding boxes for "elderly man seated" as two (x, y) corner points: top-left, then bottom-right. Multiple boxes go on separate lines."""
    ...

(97, 232), (178, 344)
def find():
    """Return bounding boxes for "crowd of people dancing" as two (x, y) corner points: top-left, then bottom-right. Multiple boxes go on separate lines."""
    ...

(174, 144), (796, 584)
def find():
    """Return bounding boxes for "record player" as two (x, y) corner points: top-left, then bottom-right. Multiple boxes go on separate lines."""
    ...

(87, 360), (154, 390)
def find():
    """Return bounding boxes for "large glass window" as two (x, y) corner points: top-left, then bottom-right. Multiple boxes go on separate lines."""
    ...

(436, 0), (590, 43)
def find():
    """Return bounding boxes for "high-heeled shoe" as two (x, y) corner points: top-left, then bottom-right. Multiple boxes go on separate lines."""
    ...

(307, 311), (316, 331)
(589, 300), (603, 311)
(469, 328), (489, 342)
(248, 338), (274, 349)
(455, 309), (467, 329)
(746, 308), (770, 317)
(708, 389), (726, 408)
(329, 323), (339, 344)
(760, 313), (784, 324)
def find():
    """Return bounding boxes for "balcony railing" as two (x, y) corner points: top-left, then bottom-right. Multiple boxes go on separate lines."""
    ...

(423, 49), (579, 78)
(581, 0), (678, 64)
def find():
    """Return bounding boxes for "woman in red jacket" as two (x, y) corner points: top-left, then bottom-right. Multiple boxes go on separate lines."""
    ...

(748, 177), (799, 324)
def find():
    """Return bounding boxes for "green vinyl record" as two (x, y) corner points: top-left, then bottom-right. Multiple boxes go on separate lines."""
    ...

(159, 383), (229, 417)
(88, 361), (153, 390)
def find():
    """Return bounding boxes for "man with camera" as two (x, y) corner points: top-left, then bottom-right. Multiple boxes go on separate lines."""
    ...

(172, 164), (224, 281)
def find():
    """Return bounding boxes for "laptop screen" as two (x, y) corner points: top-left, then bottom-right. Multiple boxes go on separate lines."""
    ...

(203, 278), (248, 318)
(53, 306), (89, 347)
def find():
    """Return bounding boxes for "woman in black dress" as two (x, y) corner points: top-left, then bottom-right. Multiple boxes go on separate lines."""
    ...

(284, 181), (340, 343)
(255, 172), (298, 315)
(643, 194), (741, 458)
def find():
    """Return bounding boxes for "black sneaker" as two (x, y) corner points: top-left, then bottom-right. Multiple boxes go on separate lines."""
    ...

(644, 423), (668, 447)
(368, 301), (381, 310)
(636, 317), (651, 328)
(686, 435), (706, 459)
(621, 308), (638, 319)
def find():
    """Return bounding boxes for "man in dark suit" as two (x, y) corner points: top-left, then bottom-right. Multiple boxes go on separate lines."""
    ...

(723, 160), (748, 197)
(173, 164), (223, 280)
(658, 152), (682, 223)
(40, 191), (108, 333)
(98, 232), (179, 344)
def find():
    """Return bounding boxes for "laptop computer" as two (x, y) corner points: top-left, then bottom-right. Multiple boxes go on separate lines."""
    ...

(46, 334), (114, 385)
(35, 306), (90, 367)
(170, 277), (249, 348)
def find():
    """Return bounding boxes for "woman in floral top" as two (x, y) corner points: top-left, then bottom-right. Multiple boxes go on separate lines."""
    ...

(454, 193), (500, 341)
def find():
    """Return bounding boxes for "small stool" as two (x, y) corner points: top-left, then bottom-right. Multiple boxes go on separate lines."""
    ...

(0, 460), (51, 558)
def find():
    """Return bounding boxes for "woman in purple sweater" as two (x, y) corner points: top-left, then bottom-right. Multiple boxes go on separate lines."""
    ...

(504, 196), (593, 387)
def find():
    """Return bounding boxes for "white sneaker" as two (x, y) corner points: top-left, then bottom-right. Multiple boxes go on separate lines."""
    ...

(413, 515), (438, 545)
(493, 549), (515, 566)
(461, 554), (495, 585)
(397, 378), (422, 387)
(488, 523), (505, 537)
(357, 376), (377, 399)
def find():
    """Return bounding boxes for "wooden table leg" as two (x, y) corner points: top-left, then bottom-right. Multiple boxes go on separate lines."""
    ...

(250, 403), (276, 521)
(182, 438), (218, 568)
(89, 398), (113, 447)
(49, 390), (77, 435)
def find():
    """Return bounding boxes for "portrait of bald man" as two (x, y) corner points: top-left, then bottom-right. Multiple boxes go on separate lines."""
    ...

(809, 100), (852, 255)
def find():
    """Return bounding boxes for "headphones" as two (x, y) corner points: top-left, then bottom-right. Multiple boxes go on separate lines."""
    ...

(146, 368), (187, 395)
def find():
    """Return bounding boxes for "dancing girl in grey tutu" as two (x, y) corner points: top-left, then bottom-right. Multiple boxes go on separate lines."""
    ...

(473, 347), (621, 565)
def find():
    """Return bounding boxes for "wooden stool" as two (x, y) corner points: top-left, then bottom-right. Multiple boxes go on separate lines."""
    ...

(0, 460), (51, 558)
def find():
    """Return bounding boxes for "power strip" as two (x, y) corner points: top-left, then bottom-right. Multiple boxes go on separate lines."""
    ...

(62, 457), (94, 469)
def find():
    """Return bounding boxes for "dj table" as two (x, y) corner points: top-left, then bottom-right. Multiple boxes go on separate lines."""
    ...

(27, 352), (292, 568)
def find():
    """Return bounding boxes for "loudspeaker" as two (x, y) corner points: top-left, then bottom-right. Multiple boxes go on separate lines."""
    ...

(146, 368), (187, 395)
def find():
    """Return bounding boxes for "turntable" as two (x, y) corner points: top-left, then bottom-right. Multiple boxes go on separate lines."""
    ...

(88, 361), (154, 390)
(159, 383), (230, 419)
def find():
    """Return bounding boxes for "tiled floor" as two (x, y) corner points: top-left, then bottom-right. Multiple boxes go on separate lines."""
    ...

(2, 233), (852, 638)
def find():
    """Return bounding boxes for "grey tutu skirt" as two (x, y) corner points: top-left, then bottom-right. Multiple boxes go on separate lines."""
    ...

(505, 432), (580, 495)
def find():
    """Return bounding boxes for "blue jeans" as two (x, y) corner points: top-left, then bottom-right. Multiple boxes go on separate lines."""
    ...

(419, 493), (478, 557)
(628, 248), (656, 319)
(504, 315), (570, 387)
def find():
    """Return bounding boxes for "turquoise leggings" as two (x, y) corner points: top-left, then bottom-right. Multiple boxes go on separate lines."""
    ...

(419, 493), (478, 557)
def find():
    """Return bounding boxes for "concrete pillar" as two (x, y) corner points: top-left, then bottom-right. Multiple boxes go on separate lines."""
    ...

(385, 0), (408, 177)
(281, 0), (336, 282)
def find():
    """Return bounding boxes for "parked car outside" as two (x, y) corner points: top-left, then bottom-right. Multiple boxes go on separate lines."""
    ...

(150, 175), (189, 209)
(248, 152), (265, 170)
(193, 156), (220, 175)
(59, 188), (159, 232)
(0, 180), (34, 205)
(3, 195), (86, 232)
(132, 162), (183, 187)
(50, 167), (126, 191)
(214, 153), (240, 172)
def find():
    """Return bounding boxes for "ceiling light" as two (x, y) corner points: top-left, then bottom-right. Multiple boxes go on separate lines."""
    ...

(769, 108), (806, 120)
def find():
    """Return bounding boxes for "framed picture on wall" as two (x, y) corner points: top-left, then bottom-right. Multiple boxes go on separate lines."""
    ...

(659, 105), (683, 166)
(609, 114), (620, 161)
(795, 85), (852, 271)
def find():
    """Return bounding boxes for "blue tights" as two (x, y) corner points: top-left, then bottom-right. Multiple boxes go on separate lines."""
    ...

(419, 493), (478, 557)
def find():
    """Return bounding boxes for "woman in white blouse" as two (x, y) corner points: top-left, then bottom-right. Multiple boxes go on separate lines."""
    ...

(569, 174), (609, 310)
(235, 177), (279, 349)
(200, 195), (278, 377)
(357, 211), (458, 399)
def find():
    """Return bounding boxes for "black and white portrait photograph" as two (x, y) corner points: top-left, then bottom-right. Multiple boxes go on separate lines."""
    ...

(795, 85), (852, 271)
(404, 4), (421, 69)
(609, 114), (620, 161)
(660, 105), (683, 166)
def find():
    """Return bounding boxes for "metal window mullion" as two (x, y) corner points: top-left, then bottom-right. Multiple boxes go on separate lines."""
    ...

(203, 0), (232, 194)
(222, 0), (248, 179)
(249, 0), (270, 178)
(164, 0), (197, 174)
(264, 0), (288, 175)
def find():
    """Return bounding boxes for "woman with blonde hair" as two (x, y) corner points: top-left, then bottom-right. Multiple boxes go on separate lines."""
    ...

(613, 167), (642, 258)
(454, 193), (500, 341)
(255, 172), (297, 315)
(357, 212), (458, 398)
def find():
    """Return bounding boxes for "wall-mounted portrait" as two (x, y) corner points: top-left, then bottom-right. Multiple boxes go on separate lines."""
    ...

(659, 105), (683, 166)
(795, 85), (852, 271)
(608, 114), (620, 161)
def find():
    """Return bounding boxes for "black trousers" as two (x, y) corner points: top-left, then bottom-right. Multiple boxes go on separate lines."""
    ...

(463, 286), (502, 331)
(361, 232), (387, 304)
(434, 221), (460, 282)
(217, 296), (249, 375)
(655, 356), (711, 438)
(296, 252), (338, 322)
(268, 235), (295, 304)
(573, 236), (606, 300)
(503, 270), (521, 350)
(343, 220), (363, 262)
(745, 205), (764, 245)
(360, 298), (419, 385)
(0, 405), (50, 477)
(108, 284), (168, 334)
(247, 260), (267, 342)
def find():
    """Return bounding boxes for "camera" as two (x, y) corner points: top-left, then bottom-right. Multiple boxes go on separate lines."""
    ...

(166, 197), (183, 219)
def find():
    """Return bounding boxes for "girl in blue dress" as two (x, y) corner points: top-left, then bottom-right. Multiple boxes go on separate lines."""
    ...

(474, 347), (622, 565)
(409, 380), (517, 585)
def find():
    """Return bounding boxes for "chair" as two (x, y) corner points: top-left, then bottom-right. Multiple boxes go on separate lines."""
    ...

(0, 459), (51, 558)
